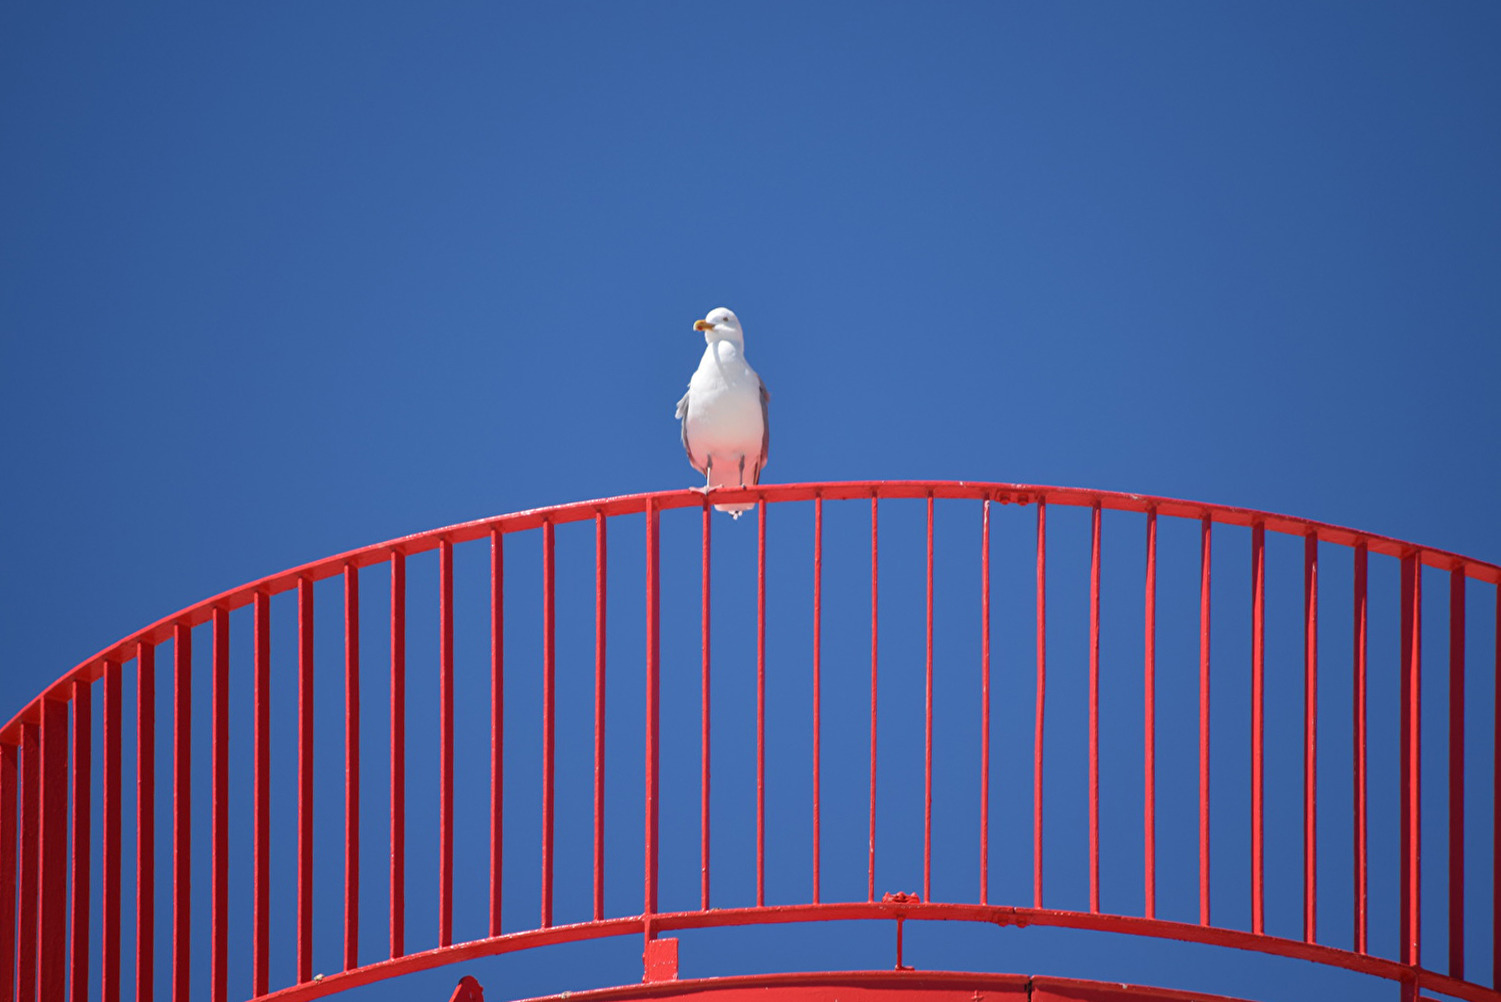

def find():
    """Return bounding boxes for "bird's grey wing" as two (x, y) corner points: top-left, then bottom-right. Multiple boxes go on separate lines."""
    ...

(754, 377), (770, 482)
(677, 390), (706, 474)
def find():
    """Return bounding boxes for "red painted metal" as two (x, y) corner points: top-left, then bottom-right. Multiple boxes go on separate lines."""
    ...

(1353, 542), (1368, 955)
(172, 623), (192, 1002)
(595, 511), (608, 922)
(980, 497), (993, 907)
(211, 611), (229, 1002)
(39, 698), (66, 1002)
(1198, 514), (1211, 928)
(1449, 566), (1465, 981)
(5, 481), (1500, 1002)
(136, 641), (156, 1002)
(1399, 553), (1422, 971)
(700, 502), (712, 911)
(489, 529), (504, 938)
(1494, 582), (1500, 992)
(923, 494), (935, 904)
(1086, 501), (1102, 914)
(298, 578), (315, 983)
(1303, 533), (1318, 945)
(1250, 523), (1265, 936)
(442, 539), (457, 942)
(1143, 509), (1157, 920)
(18, 723), (37, 1002)
(68, 682), (90, 1002)
(343, 566), (360, 973)
(391, 551), (408, 958)
(1034, 499), (1047, 910)
(867, 495), (879, 904)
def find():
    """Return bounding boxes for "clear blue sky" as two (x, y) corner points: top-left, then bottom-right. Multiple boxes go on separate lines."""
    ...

(2, 4), (1498, 1001)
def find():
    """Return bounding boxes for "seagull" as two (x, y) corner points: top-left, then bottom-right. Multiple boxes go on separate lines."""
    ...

(675, 307), (770, 518)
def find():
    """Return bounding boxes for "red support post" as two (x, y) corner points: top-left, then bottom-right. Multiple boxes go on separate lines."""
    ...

(102, 660), (122, 1002)
(1352, 542), (1368, 956)
(68, 681), (91, 1002)
(441, 539), (457, 943)
(1034, 499), (1047, 910)
(17, 723), (38, 1002)
(644, 499), (661, 921)
(1304, 534), (1318, 945)
(172, 623), (192, 1001)
(39, 698), (68, 1002)
(210, 612), (229, 1002)
(390, 551), (407, 959)
(1198, 514), (1212, 927)
(297, 578), (314, 983)
(756, 502), (767, 908)
(1398, 552), (1421, 971)
(0, 741), (14, 1002)
(1087, 504), (1102, 915)
(538, 527), (553, 931)
(1494, 581), (1500, 991)
(489, 529), (504, 938)
(700, 502), (712, 912)
(343, 567), (360, 973)
(254, 592), (272, 994)
(595, 512), (608, 921)
(1251, 523), (1265, 936)
(868, 494), (879, 903)
(812, 494), (823, 904)
(923, 494), (935, 904)
(1448, 565), (1465, 980)
(1143, 509), (1157, 920)
(981, 498), (994, 906)
(136, 641), (156, 1002)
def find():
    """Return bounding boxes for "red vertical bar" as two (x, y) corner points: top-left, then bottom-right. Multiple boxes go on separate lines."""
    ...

(136, 641), (156, 1002)
(1493, 581), (1500, 990)
(1198, 514), (1212, 927)
(1399, 552), (1421, 970)
(1034, 499), (1047, 910)
(342, 567), (360, 973)
(0, 741), (15, 1002)
(1448, 565), (1465, 980)
(253, 593), (271, 994)
(1089, 502), (1101, 915)
(390, 552), (407, 959)
(0, 741), (16, 1002)
(102, 660), (122, 1002)
(594, 513), (608, 921)
(68, 681), (91, 1002)
(867, 494), (879, 903)
(297, 578), (314, 983)
(39, 698), (67, 1002)
(1353, 542), (1369, 955)
(489, 530), (505, 938)
(440, 540), (456, 943)
(700, 502), (712, 911)
(756, 502), (767, 909)
(980, 498), (993, 906)
(644, 500), (661, 919)
(1143, 509), (1157, 920)
(1250, 523), (1265, 936)
(171, 624), (191, 1002)
(538, 528), (553, 931)
(811, 494), (823, 904)
(210, 611), (228, 1002)
(1303, 534), (1318, 945)
(17, 724), (37, 1002)
(923, 494), (935, 904)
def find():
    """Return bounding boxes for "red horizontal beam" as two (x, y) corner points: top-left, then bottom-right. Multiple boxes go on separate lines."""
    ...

(8, 479), (1496, 740)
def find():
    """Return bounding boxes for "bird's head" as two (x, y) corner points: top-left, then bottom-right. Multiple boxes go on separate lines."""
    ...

(693, 307), (743, 346)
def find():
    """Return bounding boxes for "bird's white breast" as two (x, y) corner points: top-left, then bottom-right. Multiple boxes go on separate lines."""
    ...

(684, 341), (763, 453)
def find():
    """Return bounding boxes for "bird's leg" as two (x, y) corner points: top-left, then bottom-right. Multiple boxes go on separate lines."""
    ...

(697, 457), (713, 494)
(737, 455), (746, 486)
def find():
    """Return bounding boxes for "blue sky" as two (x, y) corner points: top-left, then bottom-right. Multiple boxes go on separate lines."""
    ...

(2, 4), (1498, 1001)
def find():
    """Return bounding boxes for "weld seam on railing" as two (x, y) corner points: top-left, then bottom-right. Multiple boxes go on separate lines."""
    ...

(391, 550), (408, 959)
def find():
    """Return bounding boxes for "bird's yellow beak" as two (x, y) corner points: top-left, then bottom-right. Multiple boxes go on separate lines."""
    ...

(694, 319), (715, 331)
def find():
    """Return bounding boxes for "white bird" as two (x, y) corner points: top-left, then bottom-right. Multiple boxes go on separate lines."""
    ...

(675, 307), (770, 518)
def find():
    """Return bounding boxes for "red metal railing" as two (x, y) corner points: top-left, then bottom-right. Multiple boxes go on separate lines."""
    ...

(2, 481), (1499, 1002)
